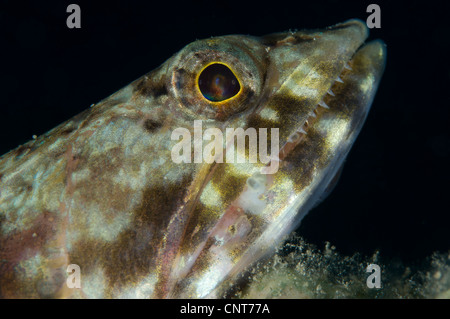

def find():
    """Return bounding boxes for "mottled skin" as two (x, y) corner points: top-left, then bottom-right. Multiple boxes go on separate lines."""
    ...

(0, 20), (385, 298)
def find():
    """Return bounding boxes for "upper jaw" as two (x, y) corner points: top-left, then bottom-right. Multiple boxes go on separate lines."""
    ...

(252, 19), (370, 142)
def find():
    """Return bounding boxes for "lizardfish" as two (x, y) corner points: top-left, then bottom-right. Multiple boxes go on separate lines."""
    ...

(0, 19), (385, 298)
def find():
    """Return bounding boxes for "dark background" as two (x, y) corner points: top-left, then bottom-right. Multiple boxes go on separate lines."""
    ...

(0, 0), (449, 269)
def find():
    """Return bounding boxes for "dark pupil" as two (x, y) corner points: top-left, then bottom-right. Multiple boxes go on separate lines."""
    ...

(198, 63), (240, 102)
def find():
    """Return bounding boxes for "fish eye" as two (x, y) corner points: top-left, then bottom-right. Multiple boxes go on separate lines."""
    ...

(168, 37), (264, 120)
(198, 63), (241, 102)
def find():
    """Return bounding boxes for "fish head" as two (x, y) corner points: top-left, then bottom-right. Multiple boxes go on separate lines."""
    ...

(152, 19), (386, 298)
(0, 20), (385, 298)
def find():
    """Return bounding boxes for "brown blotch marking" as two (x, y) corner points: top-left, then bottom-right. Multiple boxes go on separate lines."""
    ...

(247, 113), (279, 131)
(246, 113), (278, 152)
(143, 119), (162, 133)
(67, 146), (141, 219)
(249, 94), (311, 140)
(0, 211), (58, 298)
(211, 164), (248, 206)
(265, 94), (309, 130)
(283, 128), (328, 193)
(69, 175), (193, 296)
(133, 72), (167, 98)
(0, 211), (57, 268)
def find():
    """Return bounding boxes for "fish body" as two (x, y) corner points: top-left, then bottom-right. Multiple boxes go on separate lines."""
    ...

(0, 19), (386, 298)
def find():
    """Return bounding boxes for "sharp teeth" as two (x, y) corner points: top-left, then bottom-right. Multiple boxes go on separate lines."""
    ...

(309, 111), (316, 118)
(319, 101), (329, 109)
(297, 128), (307, 134)
(327, 89), (335, 96)
(344, 63), (352, 70)
(336, 76), (344, 83)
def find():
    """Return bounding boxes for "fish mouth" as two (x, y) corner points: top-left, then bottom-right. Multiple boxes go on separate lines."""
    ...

(166, 21), (386, 298)
(249, 19), (387, 174)
(280, 38), (387, 162)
